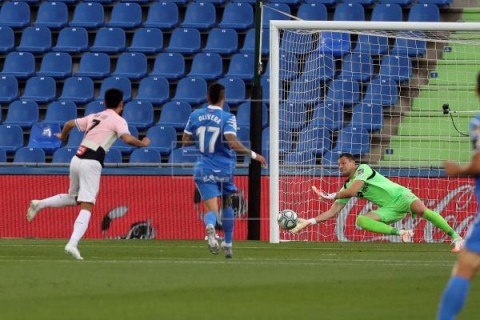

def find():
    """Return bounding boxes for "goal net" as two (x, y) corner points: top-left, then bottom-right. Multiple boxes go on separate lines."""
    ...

(269, 21), (480, 243)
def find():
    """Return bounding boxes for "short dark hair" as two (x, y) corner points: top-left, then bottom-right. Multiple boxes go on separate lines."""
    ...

(104, 88), (123, 109)
(208, 83), (225, 105)
(338, 153), (355, 162)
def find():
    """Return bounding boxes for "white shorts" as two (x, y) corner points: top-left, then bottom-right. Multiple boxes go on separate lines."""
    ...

(68, 156), (102, 204)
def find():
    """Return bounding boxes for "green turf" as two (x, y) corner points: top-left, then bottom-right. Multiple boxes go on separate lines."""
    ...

(0, 239), (477, 320)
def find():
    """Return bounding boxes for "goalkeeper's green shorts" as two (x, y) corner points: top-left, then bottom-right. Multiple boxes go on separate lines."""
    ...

(372, 191), (420, 224)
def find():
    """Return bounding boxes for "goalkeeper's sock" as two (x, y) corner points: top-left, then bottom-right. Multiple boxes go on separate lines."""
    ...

(438, 276), (470, 320)
(204, 211), (217, 227)
(356, 215), (400, 235)
(222, 206), (234, 245)
(423, 209), (460, 239)
(67, 209), (91, 248)
(39, 194), (77, 209)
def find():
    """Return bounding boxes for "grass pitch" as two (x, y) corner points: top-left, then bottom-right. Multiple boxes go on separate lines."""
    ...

(0, 240), (476, 320)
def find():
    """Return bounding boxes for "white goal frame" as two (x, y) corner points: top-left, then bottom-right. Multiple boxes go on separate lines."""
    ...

(269, 21), (480, 243)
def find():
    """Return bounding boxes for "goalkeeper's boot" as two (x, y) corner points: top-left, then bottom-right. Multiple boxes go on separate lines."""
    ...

(400, 229), (414, 243)
(27, 200), (41, 222)
(221, 242), (233, 259)
(65, 245), (84, 260)
(206, 224), (220, 255)
(451, 237), (465, 253)
(289, 218), (311, 234)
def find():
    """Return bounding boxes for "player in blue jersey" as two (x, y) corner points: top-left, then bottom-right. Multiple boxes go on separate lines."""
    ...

(438, 73), (480, 320)
(182, 83), (267, 258)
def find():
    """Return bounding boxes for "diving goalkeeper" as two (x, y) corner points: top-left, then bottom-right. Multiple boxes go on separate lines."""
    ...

(291, 152), (464, 252)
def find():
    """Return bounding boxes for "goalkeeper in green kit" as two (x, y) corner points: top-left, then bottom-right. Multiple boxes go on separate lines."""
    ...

(291, 153), (465, 252)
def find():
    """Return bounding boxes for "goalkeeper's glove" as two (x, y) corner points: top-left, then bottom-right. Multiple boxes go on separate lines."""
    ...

(312, 186), (336, 200)
(289, 218), (313, 234)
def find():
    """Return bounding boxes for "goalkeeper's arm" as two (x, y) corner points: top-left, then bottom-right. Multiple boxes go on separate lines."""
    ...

(290, 202), (346, 234)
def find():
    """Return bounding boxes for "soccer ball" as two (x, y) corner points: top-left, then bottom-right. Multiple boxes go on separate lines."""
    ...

(277, 209), (298, 230)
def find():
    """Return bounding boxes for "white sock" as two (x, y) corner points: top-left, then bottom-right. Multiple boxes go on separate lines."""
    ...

(67, 209), (91, 248)
(39, 194), (77, 209)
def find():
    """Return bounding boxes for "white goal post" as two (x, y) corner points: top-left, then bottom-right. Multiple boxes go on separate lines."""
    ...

(269, 21), (480, 244)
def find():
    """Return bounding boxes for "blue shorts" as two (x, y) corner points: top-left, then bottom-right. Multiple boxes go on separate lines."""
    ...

(194, 165), (237, 201)
(465, 214), (480, 254)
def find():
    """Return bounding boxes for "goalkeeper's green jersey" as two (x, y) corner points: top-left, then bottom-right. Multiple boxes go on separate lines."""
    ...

(335, 164), (411, 207)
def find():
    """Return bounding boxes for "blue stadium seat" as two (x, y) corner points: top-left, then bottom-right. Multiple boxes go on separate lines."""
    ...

(107, 2), (142, 29)
(168, 147), (199, 164)
(236, 126), (250, 147)
(52, 147), (76, 164)
(363, 77), (399, 106)
(311, 101), (344, 131)
(280, 30), (312, 54)
(165, 28), (201, 54)
(302, 52), (335, 82)
(0, 125), (23, 153)
(143, 2), (179, 30)
(122, 100), (154, 129)
(181, 2), (216, 30)
(417, 0), (452, 6)
(342, 0), (374, 4)
(261, 76), (270, 102)
(203, 28), (238, 55)
(173, 77), (207, 104)
(391, 31), (427, 57)
(296, 126), (331, 155)
(188, 53), (223, 80)
(262, 3), (290, 28)
(408, 4), (440, 22)
(52, 27), (88, 53)
(236, 102), (268, 128)
(70, 2), (104, 29)
(353, 33), (389, 56)
(371, 3), (403, 22)
(297, 3), (328, 21)
(279, 102), (307, 130)
(157, 101), (191, 129)
(0, 2), (30, 29)
(14, 147), (45, 163)
(333, 3), (365, 21)
(111, 125), (138, 154)
(339, 53), (373, 82)
(318, 32), (351, 57)
(150, 53), (185, 80)
(226, 53), (254, 81)
(97, 77), (132, 102)
(105, 148), (122, 164)
(378, 0), (412, 6)
(49, 0), (78, 3)
(66, 127), (83, 147)
(218, 3), (253, 30)
(287, 77), (323, 106)
(129, 148), (161, 164)
(44, 101), (77, 126)
(350, 103), (383, 132)
(34, 2), (68, 29)
(28, 123), (62, 154)
(0, 148), (6, 162)
(4, 100), (39, 128)
(232, 0), (255, 3)
(147, 125), (177, 154)
(261, 127), (293, 153)
(17, 26), (52, 53)
(75, 53), (110, 79)
(88, 0), (114, 3)
(38, 52), (72, 79)
(0, 75), (18, 103)
(90, 28), (126, 53)
(284, 151), (316, 166)
(326, 79), (362, 107)
(378, 55), (412, 82)
(240, 28), (270, 55)
(303, 0), (337, 5)
(21, 76), (56, 103)
(321, 150), (340, 166)
(112, 53), (148, 80)
(269, 0), (301, 4)
(262, 55), (298, 81)
(2, 52), (35, 79)
(59, 77), (95, 104)
(0, 26), (14, 53)
(135, 76), (170, 105)
(331, 125), (370, 156)
(218, 77), (246, 104)
(83, 101), (105, 116)
(128, 28), (163, 54)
